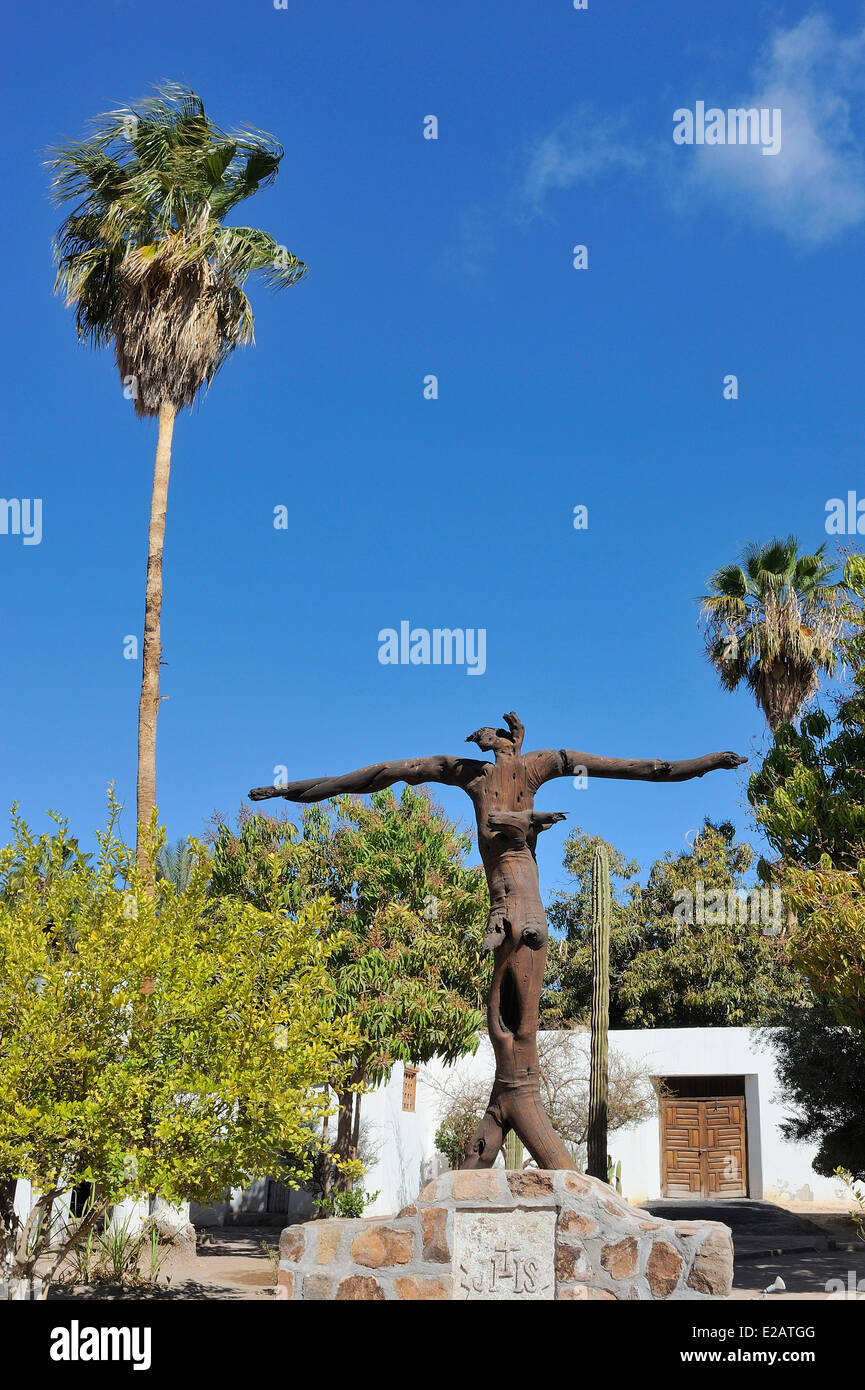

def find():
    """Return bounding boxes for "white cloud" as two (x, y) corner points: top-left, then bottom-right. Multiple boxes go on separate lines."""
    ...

(515, 107), (645, 221)
(682, 12), (865, 244)
(440, 10), (865, 274)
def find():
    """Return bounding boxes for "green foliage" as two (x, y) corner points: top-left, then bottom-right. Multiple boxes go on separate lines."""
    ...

(211, 788), (489, 1193)
(835, 1169), (865, 1243)
(314, 1187), (380, 1219)
(770, 1002), (865, 1181)
(781, 861), (865, 1029)
(699, 535), (842, 731)
(750, 557), (865, 870)
(435, 1113), (481, 1171)
(58, 1204), (170, 1289)
(750, 560), (865, 1183)
(545, 821), (805, 1028)
(213, 788), (490, 1084)
(0, 798), (355, 1288)
(544, 827), (642, 1027)
(749, 555), (865, 1031)
(326, 788), (489, 1080)
(155, 837), (194, 890)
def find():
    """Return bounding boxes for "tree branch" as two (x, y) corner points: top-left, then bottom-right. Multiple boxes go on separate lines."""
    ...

(527, 748), (747, 788)
(249, 753), (486, 803)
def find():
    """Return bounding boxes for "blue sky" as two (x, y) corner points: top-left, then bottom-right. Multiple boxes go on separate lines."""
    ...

(2, 0), (864, 901)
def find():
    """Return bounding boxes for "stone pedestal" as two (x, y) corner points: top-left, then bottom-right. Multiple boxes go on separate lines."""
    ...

(277, 1169), (733, 1301)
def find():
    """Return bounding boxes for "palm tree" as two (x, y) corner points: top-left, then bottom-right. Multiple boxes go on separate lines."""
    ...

(49, 85), (307, 875)
(155, 836), (194, 891)
(700, 536), (842, 732)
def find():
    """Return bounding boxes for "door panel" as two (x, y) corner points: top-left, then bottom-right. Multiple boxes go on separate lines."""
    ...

(661, 1095), (747, 1198)
(705, 1099), (747, 1197)
(662, 1102), (704, 1197)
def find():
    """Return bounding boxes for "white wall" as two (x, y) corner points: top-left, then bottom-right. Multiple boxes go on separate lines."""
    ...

(602, 1028), (841, 1205)
(359, 1028), (847, 1215)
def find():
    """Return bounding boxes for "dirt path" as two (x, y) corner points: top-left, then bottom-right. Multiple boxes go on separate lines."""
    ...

(48, 1227), (279, 1301)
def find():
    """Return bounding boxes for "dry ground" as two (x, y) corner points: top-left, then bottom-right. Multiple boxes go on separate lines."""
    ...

(48, 1226), (278, 1300)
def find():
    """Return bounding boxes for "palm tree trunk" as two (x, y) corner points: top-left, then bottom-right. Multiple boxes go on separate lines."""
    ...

(136, 404), (175, 880)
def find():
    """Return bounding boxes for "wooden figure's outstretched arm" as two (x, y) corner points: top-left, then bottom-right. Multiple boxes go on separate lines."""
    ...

(249, 753), (486, 804)
(526, 747), (747, 790)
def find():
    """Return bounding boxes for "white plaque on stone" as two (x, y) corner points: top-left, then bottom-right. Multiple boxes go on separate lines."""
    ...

(453, 1208), (555, 1300)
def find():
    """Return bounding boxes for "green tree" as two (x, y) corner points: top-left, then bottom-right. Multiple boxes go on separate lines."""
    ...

(770, 1002), (865, 1181)
(750, 555), (865, 870)
(543, 827), (642, 1028)
(700, 536), (842, 732)
(748, 555), (865, 1178)
(49, 85), (307, 873)
(749, 553), (865, 1024)
(0, 801), (353, 1295)
(155, 836), (194, 890)
(619, 822), (805, 1026)
(211, 787), (490, 1193)
(544, 821), (805, 1028)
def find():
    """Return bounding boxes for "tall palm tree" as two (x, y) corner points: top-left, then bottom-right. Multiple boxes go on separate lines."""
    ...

(700, 536), (842, 732)
(49, 85), (307, 875)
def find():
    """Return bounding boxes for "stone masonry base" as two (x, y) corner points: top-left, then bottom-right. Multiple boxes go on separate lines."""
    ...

(277, 1169), (733, 1301)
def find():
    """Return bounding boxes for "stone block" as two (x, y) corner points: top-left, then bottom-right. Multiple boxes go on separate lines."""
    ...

(506, 1170), (554, 1198)
(351, 1225), (413, 1268)
(601, 1236), (638, 1279)
(451, 1171), (501, 1201)
(316, 1222), (344, 1264)
(279, 1227), (305, 1263)
(336, 1275), (385, 1300)
(453, 1208), (555, 1300)
(558, 1209), (597, 1239)
(555, 1242), (590, 1283)
(687, 1226), (734, 1297)
(421, 1207), (450, 1262)
(647, 1241), (683, 1297)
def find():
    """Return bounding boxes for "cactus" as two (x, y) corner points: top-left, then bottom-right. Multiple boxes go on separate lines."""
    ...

(587, 845), (611, 1180)
(504, 1130), (524, 1170)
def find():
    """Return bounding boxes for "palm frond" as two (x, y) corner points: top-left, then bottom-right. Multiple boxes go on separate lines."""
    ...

(49, 82), (307, 415)
(699, 536), (842, 731)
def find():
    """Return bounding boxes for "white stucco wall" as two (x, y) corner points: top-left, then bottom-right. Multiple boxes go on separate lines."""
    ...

(359, 1028), (847, 1215)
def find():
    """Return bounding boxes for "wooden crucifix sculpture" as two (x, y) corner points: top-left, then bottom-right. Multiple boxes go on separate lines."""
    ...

(249, 712), (745, 1174)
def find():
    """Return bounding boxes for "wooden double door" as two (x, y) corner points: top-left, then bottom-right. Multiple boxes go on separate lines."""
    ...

(661, 1095), (747, 1198)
